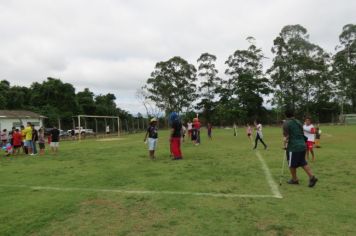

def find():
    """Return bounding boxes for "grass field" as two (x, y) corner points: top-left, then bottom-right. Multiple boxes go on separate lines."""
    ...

(1, 125), (356, 235)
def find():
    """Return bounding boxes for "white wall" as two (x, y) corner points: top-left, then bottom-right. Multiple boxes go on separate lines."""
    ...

(0, 118), (43, 131)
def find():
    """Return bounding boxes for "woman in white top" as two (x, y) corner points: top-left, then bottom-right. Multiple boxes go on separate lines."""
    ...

(253, 120), (267, 150)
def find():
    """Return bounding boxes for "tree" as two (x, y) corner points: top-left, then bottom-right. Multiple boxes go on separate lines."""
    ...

(135, 88), (162, 118)
(77, 88), (96, 115)
(30, 77), (78, 114)
(95, 93), (117, 116)
(224, 37), (271, 122)
(268, 25), (332, 116)
(196, 53), (221, 122)
(0, 80), (10, 109)
(333, 24), (356, 112)
(144, 56), (197, 115)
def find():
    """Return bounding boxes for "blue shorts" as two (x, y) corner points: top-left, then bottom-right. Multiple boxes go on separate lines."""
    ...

(286, 150), (307, 168)
(24, 140), (33, 147)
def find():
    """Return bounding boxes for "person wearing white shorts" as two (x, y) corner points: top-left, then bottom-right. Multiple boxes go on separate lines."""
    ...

(148, 138), (157, 151)
(144, 118), (158, 160)
(50, 126), (60, 154)
(50, 142), (59, 148)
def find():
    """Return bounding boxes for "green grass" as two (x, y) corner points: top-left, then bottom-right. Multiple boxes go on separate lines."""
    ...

(1, 126), (356, 235)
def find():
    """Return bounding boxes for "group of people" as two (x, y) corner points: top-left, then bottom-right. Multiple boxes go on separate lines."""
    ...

(186, 118), (205, 144)
(143, 111), (319, 188)
(1, 122), (60, 157)
(144, 114), (207, 160)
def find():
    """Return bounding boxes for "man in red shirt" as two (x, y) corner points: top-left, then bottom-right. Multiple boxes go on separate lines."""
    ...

(12, 129), (22, 156)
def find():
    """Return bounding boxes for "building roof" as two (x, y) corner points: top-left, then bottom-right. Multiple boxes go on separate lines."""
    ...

(0, 110), (47, 119)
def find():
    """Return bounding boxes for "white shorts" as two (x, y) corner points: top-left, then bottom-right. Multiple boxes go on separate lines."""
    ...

(148, 138), (157, 151)
(50, 142), (59, 147)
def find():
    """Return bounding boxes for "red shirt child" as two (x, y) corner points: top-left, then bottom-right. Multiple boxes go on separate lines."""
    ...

(12, 131), (22, 147)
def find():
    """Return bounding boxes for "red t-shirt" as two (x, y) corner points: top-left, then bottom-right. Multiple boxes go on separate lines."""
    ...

(13, 132), (22, 146)
(193, 121), (201, 129)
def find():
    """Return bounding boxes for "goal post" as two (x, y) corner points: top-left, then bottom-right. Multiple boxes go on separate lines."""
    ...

(74, 115), (120, 140)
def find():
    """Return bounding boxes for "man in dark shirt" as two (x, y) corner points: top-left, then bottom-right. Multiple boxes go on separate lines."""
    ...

(144, 118), (158, 160)
(31, 124), (39, 155)
(283, 109), (318, 187)
(50, 126), (60, 154)
(170, 112), (183, 160)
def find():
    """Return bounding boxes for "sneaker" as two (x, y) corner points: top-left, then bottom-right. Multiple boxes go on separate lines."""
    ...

(264, 146), (268, 150)
(29, 153), (34, 156)
(287, 179), (299, 185)
(308, 176), (318, 187)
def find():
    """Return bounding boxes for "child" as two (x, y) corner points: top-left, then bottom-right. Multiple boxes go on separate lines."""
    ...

(191, 124), (197, 143)
(187, 121), (193, 138)
(246, 123), (252, 141)
(303, 117), (316, 161)
(5, 143), (13, 157)
(20, 125), (27, 154)
(143, 118), (158, 160)
(193, 118), (201, 145)
(1, 129), (7, 146)
(12, 129), (22, 156)
(315, 124), (321, 148)
(38, 127), (46, 155)
(181, 124), (186, 142)
(207, 123), (212, 140)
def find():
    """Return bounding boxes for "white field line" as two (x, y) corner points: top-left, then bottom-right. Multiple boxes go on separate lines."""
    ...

(0, 184), (279, 199)
(255, 151), (283, 199)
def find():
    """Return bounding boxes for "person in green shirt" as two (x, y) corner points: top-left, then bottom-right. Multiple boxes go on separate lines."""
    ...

(283, 109), (318, 187)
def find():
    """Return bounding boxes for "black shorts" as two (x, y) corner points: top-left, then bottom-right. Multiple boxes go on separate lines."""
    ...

(14, 145), (21, 149)
(286, 150), (307, 168)
(39, 143), (45, 149)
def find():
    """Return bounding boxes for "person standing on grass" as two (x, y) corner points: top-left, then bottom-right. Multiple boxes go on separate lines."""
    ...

(143, 118), (158, 160)
(181, 124), (186, 142)
(50, 126), (60, 154)
(315, 124), (321, 148)
(31, 124), (38, 155)
(20, 125), (27, 154)
(12, 129), (22, 156)
(303, 117), (316, 161)
(246, 123), (253, 141)
(253, 120), (267, 150)
(187, 121), (193, 138)
(38, 127), (46, 155)
(283, 109), (318, 187)
(207, 123), (212, 140)
(233, 123), (237, 136)
(193, 117), (201, 145)
(170, 112), (183, 160)
(191, 123), (197, 144)
(24, 122), (33, 155)
(1, 129), (8, 146)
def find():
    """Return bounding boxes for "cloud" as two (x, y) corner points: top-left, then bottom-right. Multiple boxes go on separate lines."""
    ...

(0, 0), (355, 114)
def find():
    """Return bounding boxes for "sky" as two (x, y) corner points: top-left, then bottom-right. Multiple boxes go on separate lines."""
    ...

(0, 0), (355, 115)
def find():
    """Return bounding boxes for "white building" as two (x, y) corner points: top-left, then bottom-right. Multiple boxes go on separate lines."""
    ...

(0, 110), (46, 131)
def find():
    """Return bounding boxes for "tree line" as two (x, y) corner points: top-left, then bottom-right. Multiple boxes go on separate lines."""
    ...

(143, 24), (356, 125)
(0, 77), (133, 129)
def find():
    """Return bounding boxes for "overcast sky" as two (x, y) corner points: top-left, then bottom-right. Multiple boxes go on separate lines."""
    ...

(1, 0), (355, 115)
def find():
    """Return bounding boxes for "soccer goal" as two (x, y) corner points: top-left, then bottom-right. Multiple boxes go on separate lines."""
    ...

(72, 115), (120, 140)
(343, 114), (356, 124)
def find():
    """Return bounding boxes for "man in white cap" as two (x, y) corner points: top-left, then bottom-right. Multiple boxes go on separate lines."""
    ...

(143, 118), (158, 160)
